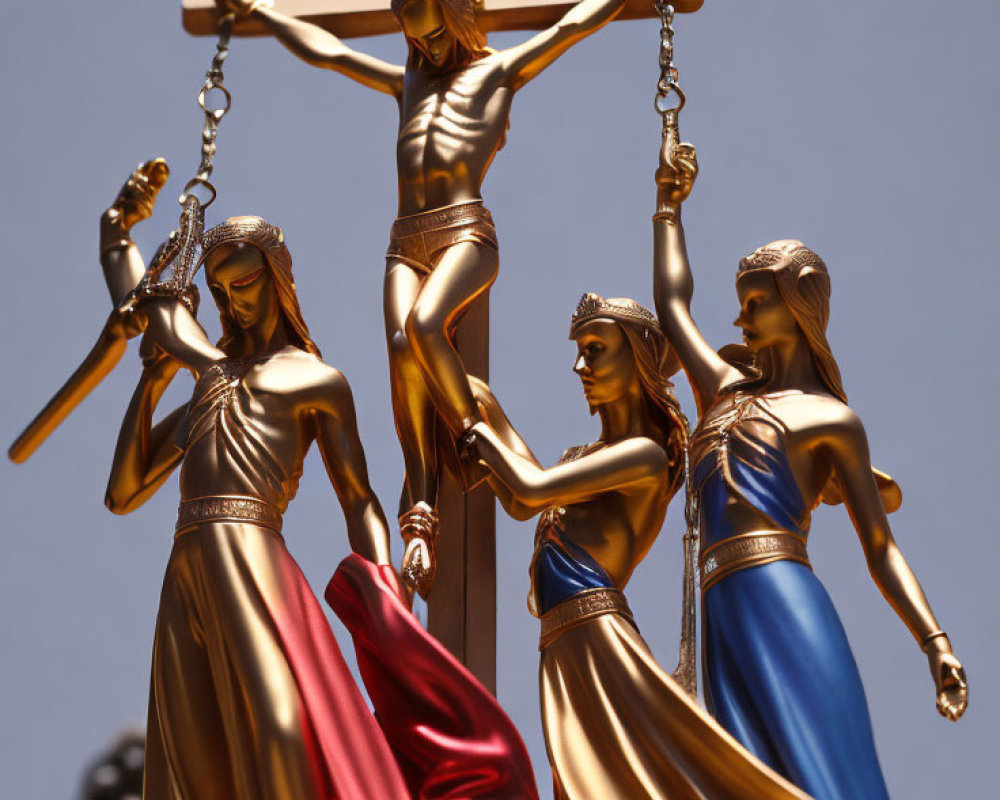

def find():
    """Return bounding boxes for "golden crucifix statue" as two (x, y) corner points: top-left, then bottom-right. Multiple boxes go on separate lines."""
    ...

(200, 0), (700, 686)
(220, 0), (632, 585)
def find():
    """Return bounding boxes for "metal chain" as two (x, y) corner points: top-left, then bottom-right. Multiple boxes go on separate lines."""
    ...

(121, 13), (236, 313)
(180, 12), (236, 211)
(654, 2), (685, 152)
(672, 427), (700, 699)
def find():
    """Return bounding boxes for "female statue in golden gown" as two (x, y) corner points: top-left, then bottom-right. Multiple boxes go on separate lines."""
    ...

(650, 144), (968, 799)
(461, 293), (813, 800)
(101, 200), (538, 799)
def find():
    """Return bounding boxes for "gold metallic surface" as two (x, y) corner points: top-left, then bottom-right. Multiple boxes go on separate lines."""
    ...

(109, 220), (391, 569)
(540, 612), (812, 800)
(7, 160), (171, 464)
(537, 586), (633, 650)
(227, 0), (636, 605)
(100, 214), (397, 795)
(698, 530), (810, 593)
(184, 1), (703, 39)
(652, 145), (969, 722)
(176, 494), (284, 534)
(386, 201), (497, 274)
(461, 298), (808, 797)
(144, 520), (322, 800)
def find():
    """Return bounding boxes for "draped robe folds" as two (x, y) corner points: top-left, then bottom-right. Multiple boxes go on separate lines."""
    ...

(530, 447), (814, 800)
(691, 390), (891, 800)
(143, 358), (538, 800)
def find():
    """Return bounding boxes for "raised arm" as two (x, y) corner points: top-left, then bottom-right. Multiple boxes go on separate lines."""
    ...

(229, 2), (404, 97)
(100, 159), (170, 305)
(823, 407), (967, 722)
(465, 422), (668, 517)
(99, 158), (222, 378)
(652, 144), (741, 416)
(500, 0), (626, 90)
(312, 368), (393, 566)
(105, 358), (188, 515)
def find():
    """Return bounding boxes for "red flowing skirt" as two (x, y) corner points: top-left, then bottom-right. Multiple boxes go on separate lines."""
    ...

(327, 554), (540, 800)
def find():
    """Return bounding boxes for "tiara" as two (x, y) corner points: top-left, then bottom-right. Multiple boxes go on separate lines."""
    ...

(571, 292), (660, 332)
(201, 216), (284, 254)
(738, 240), (827, 273)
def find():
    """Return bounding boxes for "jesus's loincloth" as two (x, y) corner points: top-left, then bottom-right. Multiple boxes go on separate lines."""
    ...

(386, 200), (498, 274)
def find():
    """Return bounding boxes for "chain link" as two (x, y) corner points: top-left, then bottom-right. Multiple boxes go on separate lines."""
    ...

(179, 12), (235, 210)
(653, 2), (685, 150)
(671, 425), (700, 698)
(120, 13), (236, 313)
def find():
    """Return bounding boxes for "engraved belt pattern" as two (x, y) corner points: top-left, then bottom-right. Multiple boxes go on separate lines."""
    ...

(699, 532), (810, 592)
(538, 588), (636, 651)
(390, 201), (495, 238)
(175, 495), (283, 536)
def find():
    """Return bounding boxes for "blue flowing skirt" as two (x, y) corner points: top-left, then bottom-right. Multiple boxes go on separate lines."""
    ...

(703, 560), (890, 800)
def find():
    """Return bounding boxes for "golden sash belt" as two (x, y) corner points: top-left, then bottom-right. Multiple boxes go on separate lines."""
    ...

(539, 587), (636, 651)
(175, 495), (283, 537)
(390, 200), (495, 238)
(699, 531), (810, 592)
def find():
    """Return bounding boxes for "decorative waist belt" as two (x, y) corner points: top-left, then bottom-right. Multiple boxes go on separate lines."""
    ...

(538, 587), (635, 651)
(175, 495), (283, 536)
(390, 200), (494, 238)
(699, 531), (810, 592)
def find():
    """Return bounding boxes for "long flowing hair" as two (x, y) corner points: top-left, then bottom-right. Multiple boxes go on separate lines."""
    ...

(198, 216), (321, 358)
(734, 240), (847, 404)
(571, 293), (688, 483)
(391, 0), (490, 70)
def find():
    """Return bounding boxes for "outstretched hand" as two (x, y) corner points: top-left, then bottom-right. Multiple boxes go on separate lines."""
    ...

(217, 0), (273, 19)
(928, 644), (968, 721)
(104, 158), (169, 234)
(656, 141), (698, 206)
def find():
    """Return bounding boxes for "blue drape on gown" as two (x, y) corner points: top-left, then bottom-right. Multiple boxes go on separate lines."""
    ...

(695, 400), (891, 800)
(533, 534), (614, 616)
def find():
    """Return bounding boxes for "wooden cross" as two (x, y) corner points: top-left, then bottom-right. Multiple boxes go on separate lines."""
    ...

(183, 0), (703, 37)
(181, 0), (701, 694)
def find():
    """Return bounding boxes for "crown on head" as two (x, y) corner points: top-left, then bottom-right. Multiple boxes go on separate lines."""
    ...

(738, 239), (827, 274)
(571, 292), (660, 333)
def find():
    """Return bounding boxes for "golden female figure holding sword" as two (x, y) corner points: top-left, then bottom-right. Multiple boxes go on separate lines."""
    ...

(222, 0), (630, 596)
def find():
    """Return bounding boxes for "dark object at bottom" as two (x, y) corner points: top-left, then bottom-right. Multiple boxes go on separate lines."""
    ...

(80, 731), (145, 800)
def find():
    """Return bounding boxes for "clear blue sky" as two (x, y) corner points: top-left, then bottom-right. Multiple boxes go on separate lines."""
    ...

(1, 1), (997, 796)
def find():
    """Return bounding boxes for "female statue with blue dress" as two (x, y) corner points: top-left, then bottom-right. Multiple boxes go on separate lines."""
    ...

(462, 293), (813, 799)
(651, 141), (968, 799)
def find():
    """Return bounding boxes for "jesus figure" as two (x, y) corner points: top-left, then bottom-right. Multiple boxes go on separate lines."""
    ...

(224, 0), (627, 596)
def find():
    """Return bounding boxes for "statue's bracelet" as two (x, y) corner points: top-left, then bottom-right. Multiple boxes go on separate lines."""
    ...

(100, 237), (135, 258)
(920, 630), (949, 653)
(653, 205), (681, 224)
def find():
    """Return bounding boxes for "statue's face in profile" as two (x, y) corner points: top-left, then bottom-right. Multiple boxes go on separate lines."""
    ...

(572, 319), (639, 409)
(205, 243), (277, 332)
(734, 269), (799, 353)
(398, 0), (456, 69)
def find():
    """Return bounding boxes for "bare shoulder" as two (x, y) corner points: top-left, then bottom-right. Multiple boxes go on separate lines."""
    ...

(782, 392), (866, 450)
(255, 348), (353, 408)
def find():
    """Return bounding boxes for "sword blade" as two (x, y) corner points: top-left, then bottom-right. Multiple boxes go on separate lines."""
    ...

(8, 331), (127, 463)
